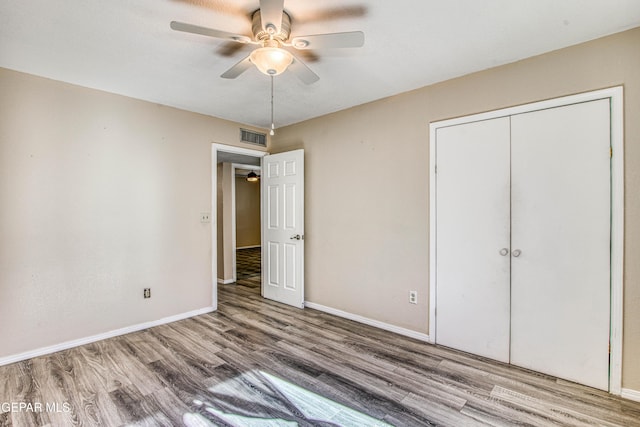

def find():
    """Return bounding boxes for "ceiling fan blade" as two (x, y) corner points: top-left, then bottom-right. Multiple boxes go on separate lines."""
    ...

(259, 0), (284, 34)
(288, 55), (319, 85)
(170, 21), (252, 44)
(221, 55), (253, 79)
(291, 31), (365, 49)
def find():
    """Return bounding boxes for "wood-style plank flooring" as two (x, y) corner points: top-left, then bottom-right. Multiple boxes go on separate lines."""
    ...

(1, 249), (639, 426)
(235, 247), (261, 285)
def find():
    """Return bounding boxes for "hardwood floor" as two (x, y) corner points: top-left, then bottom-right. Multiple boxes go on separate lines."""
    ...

(1, 254), (639, 426)
(235, 247), (261, 288)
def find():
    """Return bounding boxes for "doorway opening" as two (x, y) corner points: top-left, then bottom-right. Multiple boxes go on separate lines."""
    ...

(211, 144), (267, 310)
(232, 164), (262, 291)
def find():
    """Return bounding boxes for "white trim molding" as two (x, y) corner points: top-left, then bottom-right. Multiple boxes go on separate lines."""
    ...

(0, 307), (214, 367)
(305, 302), (431, 343)
(429, 86), (624, 394)
(621, 388), (640, 403)
(217, 278), (235, 285)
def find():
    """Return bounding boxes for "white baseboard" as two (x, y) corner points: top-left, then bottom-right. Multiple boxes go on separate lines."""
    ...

(236, 245), (261, 250)
(0, 306), (215, 367)
(304, 302), (431, 343)
(621, 388), (640, 402)
(217, 278), (235, 284)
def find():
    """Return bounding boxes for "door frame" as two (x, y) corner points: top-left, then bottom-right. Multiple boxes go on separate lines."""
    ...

(211, 143), (267, 310)
(428, 86), (624, 394)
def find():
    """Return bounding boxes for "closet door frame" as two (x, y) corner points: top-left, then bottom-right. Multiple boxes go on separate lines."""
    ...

(428, 86), (624, 395)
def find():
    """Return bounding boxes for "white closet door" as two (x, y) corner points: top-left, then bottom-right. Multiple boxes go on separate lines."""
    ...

(510, 100), (611, 390)
(435, 117), (511, 362)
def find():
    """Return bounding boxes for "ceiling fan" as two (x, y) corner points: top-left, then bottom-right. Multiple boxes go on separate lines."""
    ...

(170, 0), (365, 84)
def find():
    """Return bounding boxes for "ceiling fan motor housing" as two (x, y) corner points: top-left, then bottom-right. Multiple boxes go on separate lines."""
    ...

(252, 10), (291, 42)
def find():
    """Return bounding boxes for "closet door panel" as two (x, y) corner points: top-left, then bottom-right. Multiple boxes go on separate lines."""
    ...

(510, 100), (611, 390)
(435, 117), (511, 362)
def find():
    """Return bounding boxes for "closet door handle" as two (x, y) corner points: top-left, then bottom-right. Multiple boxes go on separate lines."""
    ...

(512, 249), (522, 257)
(499, 248), (509, 256)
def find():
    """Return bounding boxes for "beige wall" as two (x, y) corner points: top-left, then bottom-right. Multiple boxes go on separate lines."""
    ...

(0, 68), (266, 359)
(272, 27), (640, 390)
(235, 176), (261, 248)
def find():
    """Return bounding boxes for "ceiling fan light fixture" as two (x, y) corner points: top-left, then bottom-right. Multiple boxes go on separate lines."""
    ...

(249, 47), (293, 76)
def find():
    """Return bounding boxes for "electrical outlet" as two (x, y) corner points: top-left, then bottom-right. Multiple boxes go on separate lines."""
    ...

(409, 290), (418, 304)
(200, 212), (211, 223)
(144, 288), (151, 299)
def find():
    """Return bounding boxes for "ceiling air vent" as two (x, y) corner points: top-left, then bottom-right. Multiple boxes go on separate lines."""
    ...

(240, 128), (267, 147)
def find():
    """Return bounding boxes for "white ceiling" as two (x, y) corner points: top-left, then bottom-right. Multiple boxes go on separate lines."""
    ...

(1, 1), (639, 129)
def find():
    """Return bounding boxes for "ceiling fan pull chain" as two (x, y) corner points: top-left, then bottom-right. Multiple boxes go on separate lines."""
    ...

(270, 75), (276, 136)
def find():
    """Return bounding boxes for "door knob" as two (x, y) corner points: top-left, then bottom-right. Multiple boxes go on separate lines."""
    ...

(512, 249), (522, 257)
(499, 248), (509, 256)
(290, 234), (303, 240)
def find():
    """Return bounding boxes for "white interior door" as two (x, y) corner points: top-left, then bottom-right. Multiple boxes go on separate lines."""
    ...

(510, 100), (611, 390)
(261, 149), (305, 308)
(435, 117), (511, 362)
